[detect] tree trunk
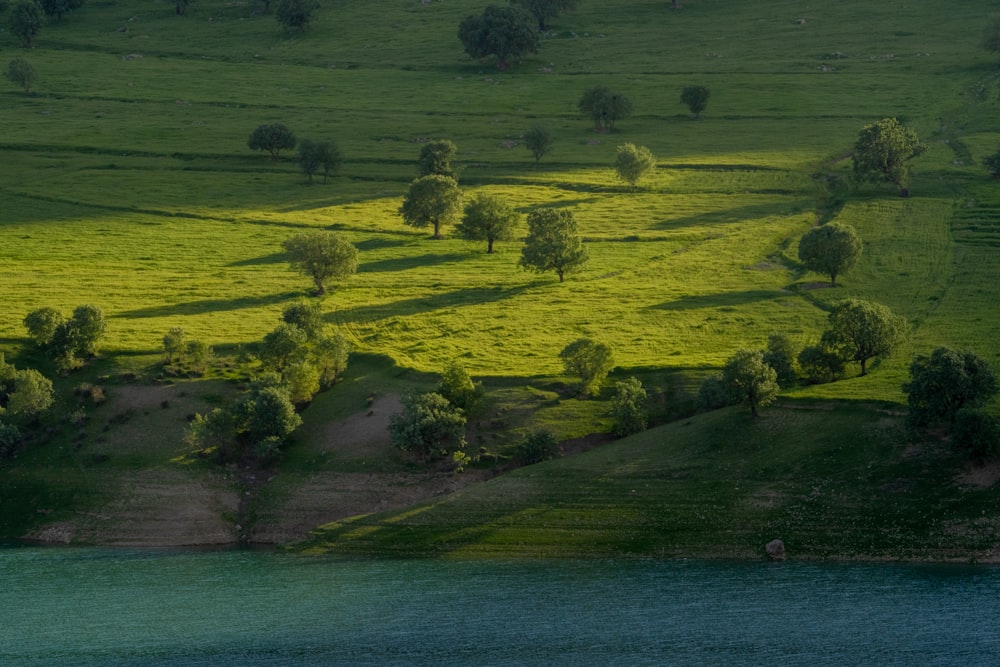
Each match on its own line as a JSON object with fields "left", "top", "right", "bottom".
{"left": 313, "top": 277, "right": 326, "bottom": 295}
{"left": 750, "top": 401, "right": 759, "bottom": 418}
{"left": 557, "top": 269, "right": 564, "bottom": 282}
{"left": 487, "top": 238, "right": 494, "bottom": 254}
{"left": 433, "top": 220, "right": 442, "bottom": 239}
{"left": 830, "top": 271, "right": 837, "bottom": 287}
{"left": 859, "top": 358, "right": 868, "bottom": 376}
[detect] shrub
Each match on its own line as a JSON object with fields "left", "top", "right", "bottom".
{"left": 611, "top": 376, "right": 648, "bottom": 436}
{"left": 438, "top": 362, "right": 483, "bottom": 413}
{"left": 516, "top": 430, "right": 558, "bottom": 464}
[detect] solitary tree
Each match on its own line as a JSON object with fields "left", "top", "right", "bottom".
{"left": 456, "top": 193, "right": 520, "bottom": 253}
{"left": 559, "top": 338, "right": 614, "bottom": 396}
{"left": 9, "top": 1, "right": 43, "bottom": 48}
{"left": 578, "top": 86, "right": 633, "bottom": 132}
{"left": 282, "top": 231, "right": 358, "bottom": 295}
{"left": 417, "top": 139, "right": 458, "bottom": 178}
{"left": 852, "top": 117, "right": 925, "bottom": 196}
{"left": 903, "top": 348, "right": 998, "bottom": 427}
{"left": 680, "top": 85, "right": 710, "bottom": 119}
{"left": 389, "top": 392, "right": 467, "bottom": 461}
{"left": 511, "top": 0, "right": 579, "bottom": 30}
{"left": 298, "top": 138, "right": 341, "bottom": 183}
{"left": 797, "top": 222, "right": 862, "bottom": 286}
{"left": 275, "top": 0, "right": 318, "bottom": 32}
{"left": 821, "top": 298, "right": 907, "bottom": 376}
{"left": 5, "top": 58, "right": 36, "bottom": 94}
{"left": 519, "top": 208, "right": 588, "bottom": 282}
{"left": 248, "top": 123, "right": 296, "bottom": 160}
{"left": 611, "top": 376, "right": 648, "bottom": 436}
{"left": 38, "top": 0, "right": 83, "bottom": 22}
{"left": 524, "top": 124, "right": 554, "bottom": 164}
{"left": 399, "top": 174, "right": 462, "bottom": 239}
{"left": 720, "top": 348, "right": 779, "bottom": 418}
{"left": 458, "top": 4, "right": 540, "bottom": 70}
{"left": 614, "top": 143, "right": 657, "bottom": 191}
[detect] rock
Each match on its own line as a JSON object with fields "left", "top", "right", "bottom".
{"left": 765, "top": 538, "right": 786, "bottom": 560}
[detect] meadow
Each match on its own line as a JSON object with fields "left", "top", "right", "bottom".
{"left": 2, "top": 0, "right": 1000, "bottom": 555}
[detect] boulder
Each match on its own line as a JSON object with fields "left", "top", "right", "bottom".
{"left": 765, "top": 538, "right": 786, "bottom": 560}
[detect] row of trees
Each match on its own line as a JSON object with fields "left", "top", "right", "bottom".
{"left": 247, "top": 123, "right": 342, "bottom": 183}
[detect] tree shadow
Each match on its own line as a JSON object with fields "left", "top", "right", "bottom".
{"left": 654, "top": 200, "right": 810, "bottom": 230}
{"left": 359, "top": 252, "right": 469, "bottom": 274}
{"left": 354, "top": 238, "right": 410, "bottom": 252}
{"left": 229, "top": 252, "right": 286, "bottom": 267}
{"left": 114, "top": 291, "right": 301, "bottom": 319}
{"left": 649, "top": 289, "right": 792, "bottom": 311}
{"left": 330, "top": 285, "right": 532, "bottom": 324}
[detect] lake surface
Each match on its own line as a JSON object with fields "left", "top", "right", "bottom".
{"left": 1, "top": 547, "right": 998, "bottom": 666}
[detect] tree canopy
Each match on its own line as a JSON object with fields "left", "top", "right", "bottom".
{"left": 797, "top": 222, "right": 862, "bottom": 286}
{"left": 559, "top": 338, "right": 614, "bottom": 396}
{"left": 524, "top": 124, "right": 554, "bottom": 164}
{"left": 5, "top": 58, "right": 36, "bottom": 94}
{"left": 511, "top": 0, "right": 580, "bottom": 31}
{"left": 9, "top": 1, "right": 43, "bottom": 48}
{"left": 720, "top": 348, "right": 779, "bottom": 418}
{"left": 578, "top": 86, "right": 633, "bottom": 132}
{"left": 458, "top": 4, "right": 540, "bottom": 70}
{"left": 38, "top": 0, "right": 84, "bottom": 22}
{"left": 611, "top": 376, "right": 647, "bottom": 436}
{"left": 455, "top": 193, "right": 520, "bottom": 253}
{"left": 417, "top": 139, "right": 458, "bottom": 178}
{"left": 519, "top": 208, "right": 588, "bottom": 282}
{"left": 614, "top": 143, "right": 657, "bottom": 191}
{"left": 852, "top": 117, "right": 925, "bottom": 196}
{"left": 399, "top": 174, "right": 463, "bottom": 239}
{"left": 282, "top": 231, "right": 358, "bottom": 295}
{"left": 903, "top": 348, "right": 998, "bottom": 427}
{"left": 298, "top": 138, "right": 341, "bottom": 183}
{"left": 275, "top": 0, "right": 318, "bottom": 32}
{"left": 389, "top": 392, "right": 467, "bottom": 461}
{"left": 821, "top": 298, "right": 907, "bottom": 376}
{"left": 0, "top": 354, "right": 54, "bottom": 421}
{"left": 248, "top": 123, "right": 296, "bottom": 160}
{"left": 680, "top": 85, "right": 710, "bottom": 119}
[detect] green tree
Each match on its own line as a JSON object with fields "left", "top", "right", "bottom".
{"left": 248, "top": 123, "right": 296, "bottom": 160}
{"left": 611, "top": 376, "right": 648, "bottom": 436}
{"left": 282, "top": 231, "right": 358, "bottom": 295}
{"left": 763, "top": 334, "right": 799, "bottom": 387}
{"left": 720, "top": 348, "right": 779, "bottom": 418}
{"left": 9, "top": 0, "right": 43, "bottom": 48}
{"left": 983, "top": 14, "right": 1000, "bottom": 56}
{"left": 38, "top": 0, "right": 83, "bottom": 22}
{"left": 417, "top": 139, "right": 458, "bottom": 178}
{"left": 680, "top": 85, "right": 710, "bottom": 119}
{"left": 519, "top": 208, "right": 588, "bottom": 282}
{"left": 797, "top": 343, "right": 845, "bottom": 384}
{"left": 578, "top": 85, "right": 633, "bottom": 132}
{"left": 0, "top": 355, "right": 53, "bottom": 420}
{"left": 852, "top": 117, "right": 925, "bottom": 196}
{"left": 821, "top": 298, "right": 907, "bottom": 376}
{"left": 797, "top": 222, "right": 862, "bottom": 286}
{"left": 458, "top": 4, "right": 540, "bottom": 70}
{"left": 560, "top": 338, "right": 614, "bottom": 396}
{"left": 312, "top": 332, "right": 349, "bottom": 388}
{"left": 259, "top": 323, "right": 309, "bottom": 373}
{"left": 456, "top": 193, "right": 520, "bottom": 253}
{"left": 298, "top": 138, "right": 341, "bottom": 183}
{"left": 399, "top": 174, "right": 462, "bottom": 239}
{"left": 238, "top": 383, "right": 302, "bottom": 445}
{"left": 523, "top": 124, "right": 554, "bottom": 164}
{"left": 437, "top": 362, "right": 483, "bottom": 413}
{"left": 186, "top": 408, "right": 237, "bottom": 460}
{"left": 511, "top": 0, "right": 579, "bottom": 30}
{"left": 614, "top": 143, "right": 657, "bottom": 191}
{"left": 283, "top": 359, "right": 321, "bottom": 405}
{"left": 61, "top": 305, "right": 106, "bottom": 359}
{"left": 282, "top": 301, "right": 324, "bottom": 340}
{"left": 515, "top": 430, "right": 558, "bottom": 464}
{"left": 389, "top": 392, "right": 467, "bottom": 461}
{"left": 162, "top": 327, "right": 186, "bottom": 365}
{"left": 903, "top": 348, "right": 998, "bottom": 427}
{"left": 23, "top": 307, "right": 63, "bottom": 347}
{"left": 275, "top": 0, "right": 317, "bottom": 32}
{"left": 184, "top": 339, "right": 212, "bottom": 375}
{"left": 5, "top": 57, "right": 36, "bottom": 94}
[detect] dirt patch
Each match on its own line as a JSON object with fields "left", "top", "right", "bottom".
{"left": 322, "top": 393, "right": 402, "bottom": 458}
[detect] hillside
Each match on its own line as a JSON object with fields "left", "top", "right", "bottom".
{"left": 1, "top": 0, "right": 999, "bottom": 557}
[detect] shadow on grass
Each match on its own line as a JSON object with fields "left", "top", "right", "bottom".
{"left": 359, "top": 252, "right": 469, "bottom": 274}
{"left": 650, "top": 289, "right": 791, "bottom": 311}
{"left": 354, "top": 238, "right": 410, "bottom": 252}
{"left": 229, "top": 252, "right": 286, "bottom": 267}
{"left": 655, "top": 200, "right": 810, "bottom": 230}
{"left": 114, "top": 291, "right": 301, "bottom": 319}
{"left": 330, "top": 285, "right": 532, "bottom": 324}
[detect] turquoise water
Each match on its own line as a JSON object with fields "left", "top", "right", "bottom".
{"left": 1, "top": 547, "right": 998, "bottom": 665}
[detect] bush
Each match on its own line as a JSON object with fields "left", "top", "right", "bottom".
{"left": 516, "top": 430, "right": 558, "bottom": 464}
{"left": 559, "top": 338, "right": 614, "bottom": 397}
{"left": 437, "top": 362, "right": 483, "bottom": 413}
{"left": 763, "top": 334, "right": 799, "bottom": 387}
{"left": 697, "top": 374, "right": 734, "bottom": 412}
{"left": 389, "top": 392, "right": 467, "bottom": 461}
{"left": 611, "top": 376, "right": 647, "bottom": 436}
{"left": 797, "top": 344, "right": 845, "bottom": 384}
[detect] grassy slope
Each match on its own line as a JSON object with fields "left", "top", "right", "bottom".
{"left": 1, "top": 0, "right": 999, "bottom": 555}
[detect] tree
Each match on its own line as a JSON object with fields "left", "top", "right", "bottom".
{"left": 185, "top": 408, "right": 237, "bottom": 461}
{"left": 519, "top": 208, "right": 588, "bottom": 282}
{"left": 5, "top": 58, "right": 36, "bottom": 94}
{"left": 902, "top": 348, "right": 998, "bottom": 427}
{"left": 797, "top": 343, "right": 845, "bottom": 384}
{"left": 821, "top": 298, "right": 907, "bottom": 376}
{"left": 259, "top": 323, "right": 309, "bottom": 373}
{"left": 763, "top": 334, "right": 799, "bottom": 387}
{"left": 523, "top": 124, "right": 554, "bottom": 164}
{"left": 282, "top": 301, "right": 324, "bottom": 340}
{"left": 720, "top": 348, "right": 779, "bottom": 418}
{"left": 248, "top": 123, "right": 296, "bottom": 160}
{"left": 437, "top": 362, "right": 483, "bottom": 413}
{"left": 298, "top": 138, "right": 341, "bottom": 184}
{"left": 312, "top": 332, "right": 349, "bottom": 388}
{"left": 614, "top": 143, "right": 656, "bottom": 191}
{"left": 389, "top": 392, "right": 467, "bottom": 461}
{"left": 983, "top": 14, "right": 1000, "bottom": 56}
{"left": 680, "top": 85, "right": 710, "bottom": 119}
{"left": 417, "top": 139, "right": 457, "bottom": 178}
{"left": 458, "top": 4, "right": 540, "bottom": 70}
{"left": 511, "top": 0, "right": 579, "bottom": 30}
{"left": 38, "top": 0, "right": 83, "bottom": 22}
{"left": 578, "top": 86, "right": 633, "bottom": 132}
{"left": 399, "top": 174, "right": 462, "bottom": 239}
{"left": 559, "top": 338, "right": 614, "bottom": 396}
{"left": 515, "top": 430, "right": 558, "bottom": 464}
{"left": 162, "top": 327, "right": 186, "bottom": 365}
{"left": 0, "top": 355, "right": 53, "bottom": 420}
{"left": 852, "top": 117, "right": 925, "bottom": 196}
{"left": 275, "top": 0, "right": 318, "bottom": 32}
{"left": 9, "top": 1, "right": 43, "bottom": 48}
{"left": 797, "top": 222, "right": 862, "bottom": 286}
{"left": 697, "top": 373, "right": 736, "bottom": 411}
{"left": 611, "top": 376, "right": 647, "bottom": 436}
{"left": 456, "top": 193, "right": 519, "bottom": 253}
{"left": 23, "top": 307, "right": 63, "bottom": 347}
{"left": 237, "top": 384, "right": 302, "bottom": 446}
{"left": 282, "top": 231, "right": 358, "bottom": 295}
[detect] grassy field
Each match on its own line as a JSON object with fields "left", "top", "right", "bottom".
{"left": 2, "top": 0, "right": 1000, "bottom": 554}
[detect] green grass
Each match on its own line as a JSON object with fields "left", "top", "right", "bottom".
{"left": 2, "top": 0, "right": 1000, "bottom": 552}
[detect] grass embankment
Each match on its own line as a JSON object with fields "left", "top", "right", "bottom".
{"left": 1, "top": 1, "right": 999, "bottom": 554}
